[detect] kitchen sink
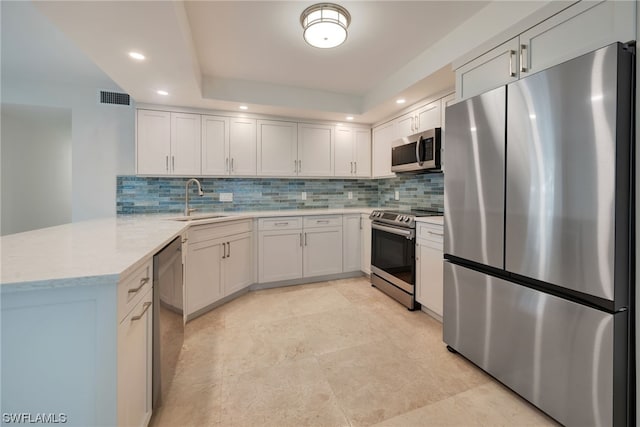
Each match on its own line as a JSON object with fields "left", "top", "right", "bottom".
{"left": 170, "top": 214, "right": 227, "bottom": 221}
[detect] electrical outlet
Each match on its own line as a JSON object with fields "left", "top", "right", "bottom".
{"left": 348, "top": 191, "right": 353, "bottom": 200}
{"left": 301, "top": 192, "right": 307, "bottom": 200}
{"left": 394, "top": 191, "right": 400, "bottom": 201}
{"left": 219, "top": 192, "right": 233, "bottom": 202}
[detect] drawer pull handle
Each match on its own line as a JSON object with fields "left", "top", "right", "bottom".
{"left": 227, "top": 241, "right": 231, "bottom": 258}
{"left": 222, "top": 242, "right": 227, "bottom": 259}
{"left": 275, "top": 222, "right": 289, "bottom": 226}
{"left": 316, "top": 220, "right": 329, "bottom": 224}
{"left": 427, "top": 231, "right": 444, "bottom": 236}
{"left": 509, "top": 50, "right": 516, "bottom": 77}
{"left": 131, "top": 302, "right": 152, "bottom": 322}
{"left": 300, "top": 233, "right": 303, "bottom": 247}
{"left": 128, "top": 277, "right": 150, "bottom": 294}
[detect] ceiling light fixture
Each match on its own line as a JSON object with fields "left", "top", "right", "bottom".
{"left": 239, "top": 105, "right": 248, "bottom": 110}
{"left": 157, "top": 90, "right": 169, "bottom": 96}
{"left": 300, "top": 3, "right": 351, "bottom": 49}
{"left": 128, "top": 51, "right": 145, "bottom": 61}
{"left": 346, "top": 116, "right": 354, "bottom": 121}
{"left": 396, "top": 99, "right": 406, "bottom": 104}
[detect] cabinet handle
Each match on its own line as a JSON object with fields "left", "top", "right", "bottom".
{"left": 165, "top": 156, "right": 169, "bottom": 172}
{"left": 520, "top": 44, "right": 527, "bottom": 72}
{"left": 300, "top": 233, "right": 303, "bottom": 247}
{"left": 294, "top": 160, "right": 297, "bottom": 173}
{"left": 128, "top": 277, "right": 150, "bottom": 294}
{"left": 316, "top": 220, "right": 329, "bottom": 224}
{"left": 298, "top": 160, "right": 302, "bottom": 173}
{"left": 509, "top": 50, "right": 516, "bottom": 77}
{"left": 172, "top": 156, "right": 175, "bottom": 171}
{"left": 304, "top": 232, "right": 308, "bottom": 246}
{"left": 226, "top": 158, "right": 229, "bottom": 173}
{"left": 427, "top": 230, "right": 444, "bottom": 236}
{"left": 227, "top": 241, "right": 231, "bottom": 258}
{"left": 359, "top": 217, "right": 362, "bottom": 230}
{"left": 354, "top": 162, "right": 357, "bottom": 174}
{"left": 416, "top": 114, "right": 420, "bottom": 131}
{"left": 275, "top": 222, "right": 289, "bottom": 226}
{"left": 222, "top": 242, "right": 226, "bottom": 259}
{"left": 231, "top": 158, "right": 234, "bottom": 172}
{"left": 131, "top": 301, "right": 152, "bottom": 322}
{"left": 350, "top": 162, "right": 353, "bottom": 174}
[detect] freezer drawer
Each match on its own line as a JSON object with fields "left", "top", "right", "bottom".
{"left": 444, "top": 86, "right": 505, "bottom": 269}
{"left": 505, "top": 43, "right": 632, "bottom": 306}
{"left": 443, "top": 262, "right": 628, "bottom": 427}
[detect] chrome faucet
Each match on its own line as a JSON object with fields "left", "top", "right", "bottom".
{"left": 184, "top": 178, "right": 204, "bottom": 216}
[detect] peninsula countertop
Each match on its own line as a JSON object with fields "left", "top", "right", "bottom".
{"left": 1, "top": 208, "right": 374, "bottom": 288}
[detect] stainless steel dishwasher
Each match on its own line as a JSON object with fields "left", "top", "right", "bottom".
{"left": 152, "top": 236, "right": 184, "bottom": 410}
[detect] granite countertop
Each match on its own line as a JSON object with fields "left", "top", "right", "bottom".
{"left": 1, "top": 208, "right": 375, "bottom": 289}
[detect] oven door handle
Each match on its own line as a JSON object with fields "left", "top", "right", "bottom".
{"left": 372, "top": 222, "right": 415, "bottom": 239}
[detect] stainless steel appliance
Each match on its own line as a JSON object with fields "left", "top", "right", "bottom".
{"left": 152, "top": 237, "right": 184, "bottom": 410}
{"left": 391, "top": 128, "right": 441, "bottom": 173}
{"left": 370, "top": 208, "right": 441, "bottom": 309}
{"left": 443, "top": 43, "right": 634, "bottom": 427}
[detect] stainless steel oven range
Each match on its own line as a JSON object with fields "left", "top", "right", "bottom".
{"left": 369, "top": 209, "right": 441, "bottom": 310}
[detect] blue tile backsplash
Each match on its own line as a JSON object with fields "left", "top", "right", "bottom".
{"left": 116, "top": 174, "right": 444, "bottom": 214}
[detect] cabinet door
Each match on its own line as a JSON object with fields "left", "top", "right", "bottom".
{"left": 455, "top": 37, "right": 519, "bottom": 101}
{"left": 520, "top": 0, "right": 635, "bottom": 78}
{"left": 395, "top": 112, "right": 415, "bottom": 139}
{"left": 257, "top": 120, "right": 298, "bottom": 176}
{"left": 201, "top": 115, "right": 229, "bottom": 175}
{"left": 416, "top": 240, "right": 444, "bottom": 318}
{"left": 297, "top": 123, "right": 334, "bottom": 176}
{"left": 372, "top": 121, "right": 396, "bottom": 178}
{"left": 342, "top": 215, "right": 361, "bottom": 272}
{"left": 184, "top": 239, "right": 223, "bottom": 316}
{"left": 440, "top": 93, "right": 456, "bottom": 173}
{"left": 229, "top": 118, "right": 256, "bottom": 176}
{"left": 334, "top": 126, "right": 354, "bottom": 177}
{"left": 360, "top": 214, "right": 372, "bottom": 274}
{"left": 137, "top": 110, "right": 170, "bottom": 175}
{"left": 223, "top": 233, "right": 253, "bottom": 296}
{"left": 354, "top": 128, "right": 371, "bottom": 177}
{"left": 303, "top": 226, "right": 343, "bottom": 277}
{"left": 170, "top": 113, "right": 201, "bottom": 175}
{"left": 118, "top": 290, "right": 153, "bottom": 427}
{"left": 258, "top": 230, "right": 303, "bottom": 282}
{"left": 416, "top": 100, "right": 441, "bottom": 132}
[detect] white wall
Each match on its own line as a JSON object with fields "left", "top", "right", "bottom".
{"left": 1, "top": 104, "right": 72, "bottom": 235}
{"left": 1, "top": 82, "right": 135, "bottom": 222}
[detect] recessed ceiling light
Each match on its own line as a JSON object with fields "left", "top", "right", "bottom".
{"left": 156, "top": 90, "right": 169, "bottom": 96}
{"left": 346, "top": 116, "right": 354, "bottom": 121}
{"left": 128, "top": 51, "right": 145, "bottom": 61}
{"left": 239, "top": 105, "right": 248, "bottom": 110}
{"left": 396, "top": 99, "right": 406, "bottom": 104}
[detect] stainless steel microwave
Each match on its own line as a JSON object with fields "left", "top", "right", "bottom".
{"left": 391, "top": 128, "right": 441, "bottom": 173}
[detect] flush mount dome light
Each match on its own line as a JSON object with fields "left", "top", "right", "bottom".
{"left": 301, "top": 3, "right": 351, "bottom": 49}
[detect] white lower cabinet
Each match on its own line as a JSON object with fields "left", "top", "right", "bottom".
{"left": 416, "top": 222, "right": 444, "bottom": 319}
{"left": 343, "top": 214, "right": 362, "bottom": 272}
{"left": 184, "top": 220, "right": 253, "bottom": 317}
{"left": 258, "top": 215, "right": 347, "bottom": 283}
{"left": 118, "top": 288, "right": 153, "bottom": 427}
{"left": 360, "top": 214, "right": 372, "bottom": 274}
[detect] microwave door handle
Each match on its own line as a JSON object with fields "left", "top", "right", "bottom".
{"left": 416, "top": 136, "right": 424, "bottom": 166}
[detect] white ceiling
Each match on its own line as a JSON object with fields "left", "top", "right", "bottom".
{"left": 8, "top": 1, "right": 565, "bottom": 125}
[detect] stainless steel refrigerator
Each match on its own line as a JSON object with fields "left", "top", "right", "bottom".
{"left": 443, "top": 42, "right": 634, "bottom": 427}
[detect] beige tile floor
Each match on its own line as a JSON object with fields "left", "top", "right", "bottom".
{"left": 150, "top": 277, "right": 560, "bottom": 427}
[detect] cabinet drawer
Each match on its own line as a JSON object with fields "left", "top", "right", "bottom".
{"left": 118, "top": 258, "right": 153, "bottom": 322}
{"left": 303, "top": 215, "right": 342, "bottom": 228}
{"left": 188, "top": 219, "right": 252, "bottom": 244}
{"left": 417, "top": 223, "right": 444, "bottom": 244}
{"left": 258, "top": 217, "right": 302, "bottom": 231}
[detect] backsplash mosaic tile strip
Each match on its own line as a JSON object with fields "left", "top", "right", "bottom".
{"left": 116, "top": 174, "right": 444, "bottom": 215}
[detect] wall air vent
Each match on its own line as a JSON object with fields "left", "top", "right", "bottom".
{"left": 99, "top": 91, "right": 130, "bottom": 106}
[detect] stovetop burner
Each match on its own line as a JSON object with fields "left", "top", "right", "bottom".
{"left": 369, "top": 208, "right": 442, "bottom": 228}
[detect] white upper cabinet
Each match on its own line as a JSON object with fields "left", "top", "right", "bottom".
{"left": 257, "top": 120, "right": 298, "bottom": 176}
{"left": 136, "top": 110, "right": 171, "bottom": 175}
{"left": 334, "top": 126, "right": 371, "bottom": 178}
{"left": 372, "top": 121, "right": 396, "bottom": 179}
{"left": 415, "top": 101, "right": 441, "bottom": 133}
{"left": 394, "top": 113, "right": 414, "bottom": 141}
{"left": 519, "top": 0, "right": 635, "bottom": 78}
{"left": 455, "top": 0, "right": 635, "bottom": 100}
{"left": 170, "top": 113, "right": 201, "bottom": 175}
{"left": 228, "top": 118, "right": 257, "bottom": 176}
{"left": 137, "top": 110, "right": 201, "bottom": 175}
{"left": 201, "top": 115, "right": 229, "bottom": 175}
{"left": 297, "top": 123, "right": 334, "bottom": 177}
